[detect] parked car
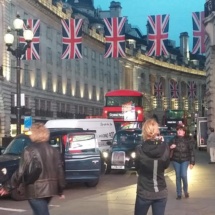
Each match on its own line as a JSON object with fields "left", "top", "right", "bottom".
{"left": 103, "top": 128, "right": 142, "bottom": 173}
{"left": 0, "top": 134, "right": 30, "bottom": 200}
{"left": 0, "top": 128, "right": 105, "bottom": 201}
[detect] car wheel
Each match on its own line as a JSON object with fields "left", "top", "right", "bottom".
{"left": 11, "top": 184, "right": 26, "bottom": 201}
{"left": 85, "top": 179, "right": 99, "bottom": 187}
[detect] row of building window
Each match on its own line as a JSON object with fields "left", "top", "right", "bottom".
{"left": 10, "top": 95, "right": 102, "bottom": 116}
{"left": 11, "top": 62, "right": 119, "bottom": 86}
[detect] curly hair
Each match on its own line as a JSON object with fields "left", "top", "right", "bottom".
{"left": 142, "top": 119, "right": 159, "bottom": 140}
{"left": 30, "top": 123, "right": 50, "bottom": 143}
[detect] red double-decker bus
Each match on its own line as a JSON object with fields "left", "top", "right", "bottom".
{"left": 102, "top": 89, "right": 144, "bottom": 131}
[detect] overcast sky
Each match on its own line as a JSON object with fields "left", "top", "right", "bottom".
{"left": 94, "top": 0, "right": 205, "bottom": 48}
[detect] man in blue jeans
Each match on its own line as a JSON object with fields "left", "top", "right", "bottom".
{"left": 170, "top": 125, "right": 195, "bottom": 199}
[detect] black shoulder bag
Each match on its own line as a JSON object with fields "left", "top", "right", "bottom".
{"left": 23, "top": 148, "right": 42, "bottom": 185}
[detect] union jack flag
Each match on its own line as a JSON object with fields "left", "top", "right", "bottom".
{"left": 104, "top": 17, "right": 126, "bottom": 58}
{"left": 187, "top": 81, "right": 197, "bottom": 99}
{"left": 192, "top": 11, "right": 205, "bottom": 54}
{"left": 147, "top": 14, "right": 169, "bottom": 56}
{"left": 61, "top": 18, "right": 83, "bottom": 59}
{"left": 170, "top": 80, "right": 179, "bottom": 98}
{"left": 20, "top": 19, "right": 40, "bottom": 60}
{"left": 154, "top": 82, "right": 163, "bottom": 99}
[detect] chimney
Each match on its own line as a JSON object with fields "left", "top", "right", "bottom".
{"left": 179, "top": 32, "right": 190, "bottom": 63}
{"left": 109, "top": 1, "right": 122, "bottom": 17}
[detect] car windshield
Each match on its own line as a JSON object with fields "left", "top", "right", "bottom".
{"left": 3, "top": 136, "right": 30, "bottom": 155}
{"left": 113, "top": 130, "right": 142, "bottom": 145}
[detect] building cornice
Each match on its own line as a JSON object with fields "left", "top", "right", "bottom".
{"left": 26, "top": 0, "right": 71, "bottom": 21}
{"left": 125, "top": 51, "right": 206, "bottom": 77}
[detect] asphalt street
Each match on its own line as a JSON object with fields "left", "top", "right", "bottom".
{"left": 0, "top": 149, "right": 213, "bottom": 215}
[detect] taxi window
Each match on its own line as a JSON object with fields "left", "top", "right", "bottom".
{"left": 49, "top": 136, "right": 61, "bottom": 148}
{"left": 66, "top": 134, "right": 96, "bottom": 153}
{"left": 113, "top": 130, "right": 142, "bottom": 145}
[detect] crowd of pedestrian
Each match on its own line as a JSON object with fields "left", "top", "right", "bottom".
{"left": 0, "top": 119, "right": 198, "bottom": 215}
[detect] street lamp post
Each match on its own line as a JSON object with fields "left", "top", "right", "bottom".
{"left": 4, "top": 15, "right": 33, "bottom": 135}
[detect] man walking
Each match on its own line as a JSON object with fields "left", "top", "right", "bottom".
{"left": 207, "top": 127, "right": 215, "bottom": 164}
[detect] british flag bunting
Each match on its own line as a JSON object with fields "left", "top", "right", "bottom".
{"left": 147, "top": 14, "right": 169, "bottom": 56}
{"left": 170, "top": 80, "right": 179, "bottom": 99}
{"left": 154, "top": 81, "right": 163, "bottom": 99}
{"left": 187, "top": 81, "right": 197, "bottom": 99}
{"left": 61, "top": 18, "right": 83, "bottom": 59}
{"left": 20, "top": 19, "right": 40, "bottom": 60}
{"left": 192, "top": 11, "right": 205, "bottom": 54}
{"left": 104, "top": 17, "right": 126, "bottom": 58}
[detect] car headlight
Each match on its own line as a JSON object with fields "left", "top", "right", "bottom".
{"left": 1, "top": 168, "right": 7, "bottom": 175}
{"left": 102, "top": 151, "right": 109, "bottom": 158}
{"left": 131, "top": 152, "right": 136, "bottom": 159}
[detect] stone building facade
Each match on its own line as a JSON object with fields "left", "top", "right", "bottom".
{"left": 204, "top": 0, "right": 215, "bottom": 129}
{"left": 0, "top": 0, "right": 206, "bottom": 143}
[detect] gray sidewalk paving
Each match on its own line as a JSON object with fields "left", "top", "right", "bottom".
{"left": 48, "top": 150, "right": 215, "bottom": 215}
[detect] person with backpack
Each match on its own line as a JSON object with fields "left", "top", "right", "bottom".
{"left": 134, "top": 119, "right": 170, "bottom": 215}
{"left": 0, "top": 123, "right": 65, "bottom": 215}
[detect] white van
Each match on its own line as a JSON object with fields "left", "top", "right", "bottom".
{"left": 45, "top": 119, "right": 116, "bottom": 152}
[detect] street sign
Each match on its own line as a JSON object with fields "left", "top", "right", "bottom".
{"left": 24, "top": 116, "right": 32, "bottom": 130}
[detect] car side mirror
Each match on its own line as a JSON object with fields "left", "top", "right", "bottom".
{"left": 0, "top": 147, "right": 5, "bottom": 155}
{"left": 106, "top": 141, "right": 112, "bottom": 146}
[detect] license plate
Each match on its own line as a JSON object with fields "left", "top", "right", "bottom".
{"left": 111, "top": 165, "right": 125, "bottom": 169}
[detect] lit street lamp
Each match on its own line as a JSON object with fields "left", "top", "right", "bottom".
{"left": 4, "top": 15, "right": 33, "bottom": 135}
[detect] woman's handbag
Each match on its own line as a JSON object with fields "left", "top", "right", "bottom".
{"left": 23, "top": 148, "right": 42, "bottom": 185}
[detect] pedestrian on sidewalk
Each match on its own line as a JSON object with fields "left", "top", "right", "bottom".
{"left": 0, "top": 123, "right": 66, "bottom": 215}
{"left": 134, "top": 119, "right": 170, "bottom": 215}
{"left": 207, "top": 127, "right": 215, "bottom": 164}
{"left": 169, "top": 124, "right": 195, "bottom": 200}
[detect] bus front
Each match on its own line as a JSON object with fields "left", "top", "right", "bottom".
{"left": 102, "top": 90, "right": 144, "bottom": 131}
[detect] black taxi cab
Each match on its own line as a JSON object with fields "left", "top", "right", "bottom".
{"left": 0, "top": 128, "right": 104, "bottom": 200}
{"left": 104, "top": 128, "right": 142, "bottom": 173}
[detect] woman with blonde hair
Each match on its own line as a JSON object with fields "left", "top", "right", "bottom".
{"left": 134, "top": 119, "right": 170, "bottom": 215}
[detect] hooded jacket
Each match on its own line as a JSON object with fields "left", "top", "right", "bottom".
{"left": 135, "top": 139, "right": 170, "bottom": 199}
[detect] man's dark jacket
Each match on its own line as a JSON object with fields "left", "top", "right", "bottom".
{"left": 169, "top": 136, "right": 195, "bottom": 165}
{"left": 135, "top": 140, "right": 170, "bottom": 198}
{"left": 10, "top": 142, "right": 65, "bottom": 199}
